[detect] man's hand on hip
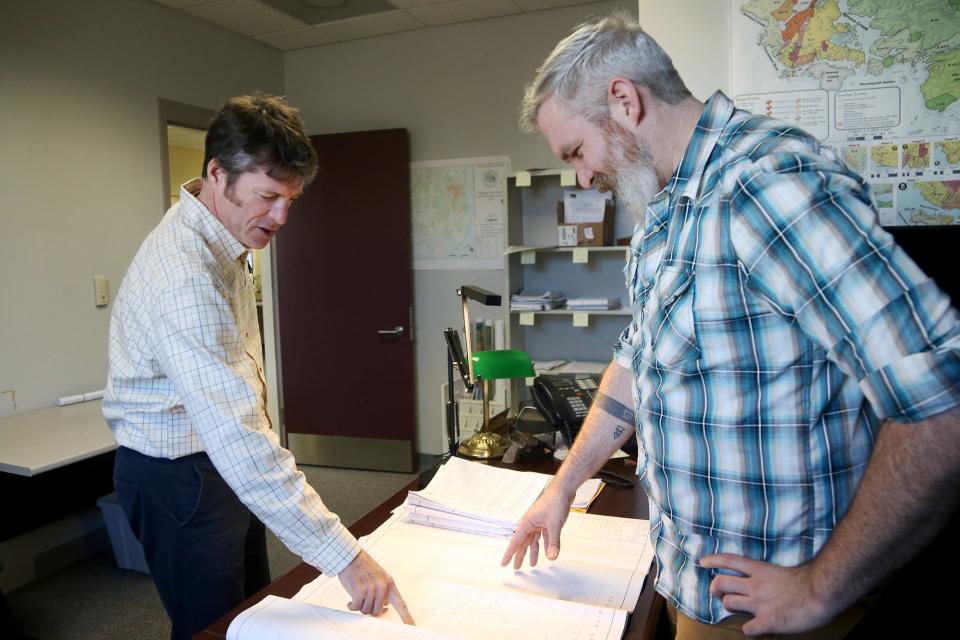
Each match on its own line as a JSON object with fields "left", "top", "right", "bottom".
{"left": 338, "top": 549, "right": 415, "bottom": 625}
{"left": 700, "top": 554, "right": 832, "bottom": 636}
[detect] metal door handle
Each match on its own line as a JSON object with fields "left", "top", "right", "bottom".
{"left": 378, "top": 325, "right": 405, "bottom": 337}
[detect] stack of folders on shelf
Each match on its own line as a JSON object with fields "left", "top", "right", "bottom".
{"left": 228, "top": 456, "right": 655, "bottom": 640}
{"left": 510, "top": 290, "right": 567, "bottom": 310}
{"left": 566, "top": 296, "right": 622, "bottom": 311}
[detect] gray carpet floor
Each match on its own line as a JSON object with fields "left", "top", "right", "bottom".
{"left": 6, "top": 464, "right": 423, "bottom": 640}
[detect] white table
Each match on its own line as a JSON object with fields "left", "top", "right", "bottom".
{"left": 0, "top": 400, "right": 115, "bottom": 477}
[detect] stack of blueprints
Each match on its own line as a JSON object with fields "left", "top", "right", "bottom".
{"left": 398, "top": 457, "right": 604, "bottom": 537}
{"left": 226, "top": 456, "right": 656, "bottom": 640}
{"left": 399, "top": 457, "right": 551, "bottom": 536}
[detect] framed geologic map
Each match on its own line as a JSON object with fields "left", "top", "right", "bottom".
{"left": 730, "top": 0, "right": 960, "bottom": 226}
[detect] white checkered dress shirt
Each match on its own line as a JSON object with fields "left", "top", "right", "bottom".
{"left": 103, "top": 179, "right": 360, "bottom": 576}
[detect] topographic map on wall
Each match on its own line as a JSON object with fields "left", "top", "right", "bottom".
{"left": 411, "top": 156, "right": 509, "bottom": 269}
{"left": 731, "top": 0, "right": 960, "bottom": 225}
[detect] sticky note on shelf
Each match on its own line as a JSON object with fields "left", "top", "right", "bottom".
{"left": 520, "top": 312, "right": 535, "bottom": 326}
{"left": 521, "top": 250, "right": 536, "bottom": 265}
{"left": 572, "top": 247, "right": 589, "bottom": 263}
{"left": 560, "top": 169, "right": 577, "bottom": 186}
{"left": 573, "top": 312, "right": 590, "bottom": 327}
{"left": 516, "top": 171, "right": 532, "bottom": 187}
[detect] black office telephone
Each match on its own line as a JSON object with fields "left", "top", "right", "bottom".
{"left": 531, "top": 373, "right": 600, "bottom": 447}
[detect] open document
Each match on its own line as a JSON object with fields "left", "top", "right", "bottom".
{"left": 286, "top": 511, "right": 652, "bottom": 640}
{"left": 227, "top": 459, "right": 655, "bottom": 640}
{"left": 227, "top": 595, "right": 462, "bottom": 640}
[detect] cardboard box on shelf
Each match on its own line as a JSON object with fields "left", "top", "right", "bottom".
{"left": 556, "top": 200, "right": 614, "bottom": 246}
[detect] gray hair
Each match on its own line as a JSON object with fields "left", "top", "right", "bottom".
{"left": 520, "top": 11, "right": 690, "bottom": 133}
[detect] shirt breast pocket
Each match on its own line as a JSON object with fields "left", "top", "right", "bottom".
{"left": 651, "top": 266, "right": 700, "bottom": 367}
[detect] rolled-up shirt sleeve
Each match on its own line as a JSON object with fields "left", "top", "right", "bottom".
{"left": 730, "top": 151, "right": 960, "bottom": 424}
{"left": 149, "top": 276, "right": 361, "bottom": 576}
{"left": 613, "top": 322, "right": 636, "bottom": 373}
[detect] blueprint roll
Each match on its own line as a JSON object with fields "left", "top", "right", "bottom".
{"left": 56, "top": 394, "right": 85, "bottom": 407}
{"left": 56, "top": 389, "right": 105, "bottom": 406}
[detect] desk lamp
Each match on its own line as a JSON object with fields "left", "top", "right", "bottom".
{"left": 443, "top": 286, "right": 534, "bottom": 459}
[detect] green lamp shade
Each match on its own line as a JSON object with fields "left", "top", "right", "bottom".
{"left": 470, "top": 349, "right": 535, "bottom": 380}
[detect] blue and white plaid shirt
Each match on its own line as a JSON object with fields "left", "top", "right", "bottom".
{"left": 614, "top": 92, "right": 960, "bottom": 624}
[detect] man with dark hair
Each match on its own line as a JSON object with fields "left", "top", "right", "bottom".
{"left": 104, "top": 94, "right": 413, "bottom": 639}
{"left": 502, "top": 13, "right": 960, "bottom": 639}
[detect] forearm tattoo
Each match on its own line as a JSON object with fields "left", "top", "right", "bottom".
{"left": 594, "top": 392, "right": 635, "bottom": 438}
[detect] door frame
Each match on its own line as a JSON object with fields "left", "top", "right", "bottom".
{"left": 156, "top": 98, "right": 283, "bottom": 440}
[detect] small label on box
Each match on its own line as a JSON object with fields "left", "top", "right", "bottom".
{"left": 558, "top": 225, "right": 578, "bottom": 246}
{"left": 584, "top": 227, "right": 595, "bottom": 240}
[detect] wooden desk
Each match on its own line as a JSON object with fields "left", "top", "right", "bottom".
{"left": 196, "top": 457, "right": 663, "bottom": 640}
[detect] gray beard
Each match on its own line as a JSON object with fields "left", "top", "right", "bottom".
{"left": 595, "top": 125, "right": 660, "bottom": 226}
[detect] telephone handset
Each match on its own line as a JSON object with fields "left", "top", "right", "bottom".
{"left": 531, "top": 374, "right": 600, "bottom": 447}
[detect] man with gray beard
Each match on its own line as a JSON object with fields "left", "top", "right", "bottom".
{"left": 501, "top": 12, "right": 960, "bottom": 640}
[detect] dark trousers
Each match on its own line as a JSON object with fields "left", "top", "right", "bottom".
{"left": 114, "top": 446, "right": 270, "bottom": 640}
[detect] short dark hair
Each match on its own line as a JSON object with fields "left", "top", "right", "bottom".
{"left": 202, "top": 93, "right": 317, "bottom": 186}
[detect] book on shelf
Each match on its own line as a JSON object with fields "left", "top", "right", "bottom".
{"left": 227, "top": 458, "right": 655, "bottom": 640}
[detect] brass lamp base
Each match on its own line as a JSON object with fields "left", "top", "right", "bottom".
{"left": 457, "top": 430, "right": 510, "bottom": 459}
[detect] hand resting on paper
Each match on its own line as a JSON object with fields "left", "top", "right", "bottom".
{"left": 500, "top": 484, "right": 575, "bottom": 570}
{"left": 337, "top": 549, "right": 415, "bottom": 625}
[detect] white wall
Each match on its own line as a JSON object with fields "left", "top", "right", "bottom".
{"left": 0, "top": 0, "right": 283, "bottom": 419}
{"left": 637, "top": 0, "right": 730, "bottom": 101}
{"left": 284, "top": 0, "right": 729, "bottom": 454}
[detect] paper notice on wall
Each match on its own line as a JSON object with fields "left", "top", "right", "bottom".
{"left": 412, "top": 157, "right": 509, "bottom": 269}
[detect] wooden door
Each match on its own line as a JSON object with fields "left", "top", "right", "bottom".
{"left": 276, "top": 129, "right": 415, "bottom": 472}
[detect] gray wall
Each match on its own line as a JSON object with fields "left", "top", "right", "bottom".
{"left": 0, "top": 0, "right": 283, "bottom": 419}
{"left": 284, "top": 0, "right": 729, "bottom": 454}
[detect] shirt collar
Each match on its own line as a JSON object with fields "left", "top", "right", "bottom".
{"left": 178, "top": 178, "right": 248, "bottom": 264}
{"left": 661, "top": 90, "right": 736, "bottom": 203}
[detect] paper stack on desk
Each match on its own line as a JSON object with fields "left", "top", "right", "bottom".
{"left": 398, "top": 458, "right": 605, "bottom": 537}
{"left": 227, "top": 457, "right": 655, "bottom": 640}
{"left": 399, "top": 457, "right": 550, "bottom": 536}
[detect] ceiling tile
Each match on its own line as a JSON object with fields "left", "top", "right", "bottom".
{"left": 259, "top": 0, "right": 396, "bottom": 25}
{"left": 153, "top": 0, "right": 213, "bottom": 8}
{"left": 257, "top": 10, "right": 424, "bottom": 50}
{"left": 407, "top": 0, "right": 522, "bottom": 26}
{"left": 386, "top": 0, "right": 454, "bottom": 8}
{"left": 184, "top": 0, "right": 307, "bottom": 37}
{"left": 512, "top": 0, "right": 598, "bottom": 10}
